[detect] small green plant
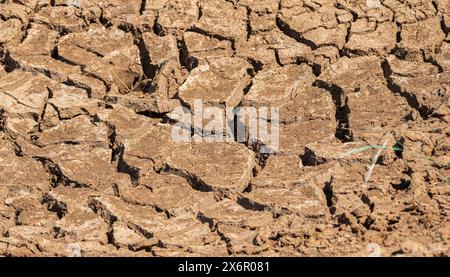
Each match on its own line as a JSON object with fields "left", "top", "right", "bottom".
{"left": 341, "top": 141, "right": 449, "bottom": 185}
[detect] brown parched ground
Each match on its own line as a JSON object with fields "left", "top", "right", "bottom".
{"left": 0, "top": 0, "right": 449, "bottom": 257}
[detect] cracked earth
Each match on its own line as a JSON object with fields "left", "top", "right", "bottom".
{"left": 0, "top": 0, "right": 449, "bottom": 257}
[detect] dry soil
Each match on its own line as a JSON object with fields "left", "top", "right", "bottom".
{"left": 0, "top": 0, "right": 449, "bottom": 257}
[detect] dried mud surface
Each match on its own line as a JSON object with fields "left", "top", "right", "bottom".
{"left": 0, "top": 0, "right": 449, "bottom": 257}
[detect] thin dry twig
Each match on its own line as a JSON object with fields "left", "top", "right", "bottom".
{"left": 364, "top": 133, "right": 391, "bottom": 184}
